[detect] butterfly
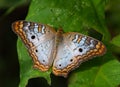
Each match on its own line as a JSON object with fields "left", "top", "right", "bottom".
{"left": 12, "top": 20, "right": 106, "bottom": 77}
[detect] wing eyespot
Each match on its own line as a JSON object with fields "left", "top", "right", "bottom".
{"left": 35, "top": 49, "right": 38, "bottom": 52}
{"left": 79, "top": 48, "right": 83, "bottom": 52}
{"left": 43, "top": 60, "right": 45, "bottom": 62}
{"left": 59, "top": 64, "right": 61, "bottom": 67}
{"left": 70, "top": 59, "right": 73, "bottom": 62}
{"left": 31, "top": 35, "right": 35, "bottom": 39}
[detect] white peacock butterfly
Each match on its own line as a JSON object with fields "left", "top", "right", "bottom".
{"left": 12, "top": 20, "right": 106, "bottom": 77}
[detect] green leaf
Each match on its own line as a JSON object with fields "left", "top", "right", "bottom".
{"left": 16, "top": 0, "right": 120, "bottom": 87}
{"left": 26, "top": 0, "right": 110, "bottom": 41}
{"left": 111, "top": 34, "right": 120, "bottom": 47}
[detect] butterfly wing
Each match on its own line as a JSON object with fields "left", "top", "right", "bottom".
{"left": 12, "top": 20, "right": 56, "bottom": 71}
{"left": 53, "top": 32, "right": 106, "bottom": 77}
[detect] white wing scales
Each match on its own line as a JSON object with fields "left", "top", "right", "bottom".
{"left": 53, "top": 43, "right": 73, "bottom": 69}
{"left": 29, "top": 39, "right": 55, "bottom": 71}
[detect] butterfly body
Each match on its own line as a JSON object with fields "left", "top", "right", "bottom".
{"left": 12, "top": 20, "right": 106, "bottom": 77}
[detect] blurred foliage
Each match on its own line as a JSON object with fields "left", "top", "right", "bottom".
{"left": 111, "top": 35, "right": 120, "bottom": 47}
{"left": 0, "top": 0, "right": 30, "bottom": 19}
{"left": 0, "top": 0, "right": 30, "bottom": 87}
{"left": 0, "top": 0, "right": 24, "bottom": 8}
{"left": 106, "top": 0, "right": 120, "bottom": 57}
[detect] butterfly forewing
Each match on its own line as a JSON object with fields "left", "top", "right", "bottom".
{"left": 12, "top": 20, "right": 56, "bottom": 71}
{"left": 53, "top": 32, "right": 106, "bottom": 77}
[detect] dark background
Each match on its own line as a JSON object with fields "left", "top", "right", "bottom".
{"left": 0, "top": 1, "right": 29, "bottom": 87}
{"left": 0, "top": 0, "right": 120, "bottom": 87}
